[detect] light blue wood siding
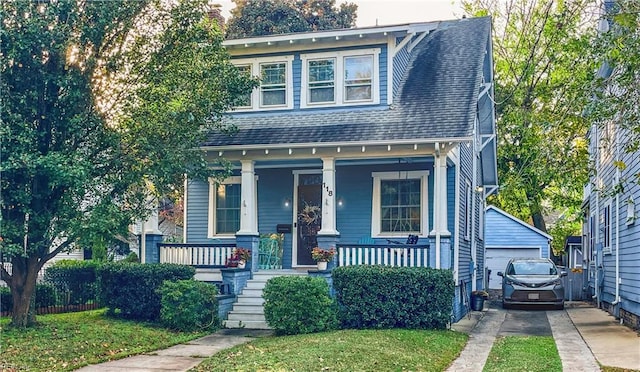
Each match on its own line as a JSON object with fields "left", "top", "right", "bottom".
{"left": 393, "top": 38, "right": 411, "bottom": 98}
{"left": 185, "top": 179, "right": 209, "bottom": 243}
{"left": 255, "top": 168, "right": 295, "bottom": 268}
{"left": 485, "top": 207, "right": 550, "bottom": 258}
{"left": 588, "top": 126, "right": 640, "bottom": 318}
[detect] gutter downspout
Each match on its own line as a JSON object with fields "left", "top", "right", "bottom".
{"left": 470, "top": 123, "right": 479, "bottom": 292}
{"left": 612, "top": 127, "right": 621, "bottom": 313}
{"left": 592, "top": 124, "right": 600, "bottom": 308}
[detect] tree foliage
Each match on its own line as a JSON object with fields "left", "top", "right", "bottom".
{"left": 588, "top": 1, "right": 640, "bottom": 157}
{"left": 225, "top": 0, "right": 357, "bottom": 39}
{"left": 0, "top": 0, "right": 256, "bottom": 327}
{"left": 463, "top": 0, "right": 598, "bottom": 253}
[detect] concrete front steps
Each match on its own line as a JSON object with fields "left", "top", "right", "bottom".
{"left": 224, "top": 270, "right": 307, "bottom": 329}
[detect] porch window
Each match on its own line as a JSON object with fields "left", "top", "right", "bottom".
{"left": 308, "top": 58, "right": 335, "bottom": 104}
{"left": 208, "top": 177, "right": 241, "bottom": 237}
{"left": 344, "top": 55, "right": 373, "bottom": 102}
{"left": 260, "top": 62, "right": 287, "bottom": 106}
{"left": 371, "top": 171, "right": 429, "bottom": 237}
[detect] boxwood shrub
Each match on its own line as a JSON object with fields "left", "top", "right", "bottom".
{"left": 263, "top": 276, "right": 338, "bottom": 335}
{"left": 97, "top": 262, "right": 195, "bottom": 321}
{"left": 159, "top": 280, "right": 219, "bottom": 332}
{"left": 44, "top": 260, "right": 100, "bottom": 305}
{"left": 332, "top": 266, "right": 454, "bottom": 330}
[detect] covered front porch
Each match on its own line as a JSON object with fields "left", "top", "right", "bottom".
{"left": 180, "top": 141, "right": 456, "bottom": 274}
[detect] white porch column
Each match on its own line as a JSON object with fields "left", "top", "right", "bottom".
{"left": 431, "top": 154, "right": 451, "bottom": 236}
{"left": 318, "top": 157, "right": 339, "bottom": 235}
{"left": 237, "top": 160, "right": 258, "bottom": 235}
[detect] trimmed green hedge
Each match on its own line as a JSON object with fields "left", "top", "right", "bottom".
{"left": 97, "top": 263, "right": 195, "bottom": 321}
{"left": 332, "top": 266, "right": 454, "bottom": 330}
{"left": 159, "top": 280, "right": 219, "bottom": 332}
{"left": 44, "top": 260, "right": 100, "bottom": 305}
{"left": 263, "top": 276, "right": 338, "bottom": 335}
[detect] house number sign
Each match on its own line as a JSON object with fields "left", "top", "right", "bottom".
{"left": 322, "top": 183, "right": 333, "bottom": 196}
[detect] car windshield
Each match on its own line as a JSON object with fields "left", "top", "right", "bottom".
{"left": 508, "top": 261, "right": 557, "bottom": 275}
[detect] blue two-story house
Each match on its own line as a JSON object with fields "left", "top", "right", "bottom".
{"left": 172, "top": 16, "right": 498, "bottom": 326}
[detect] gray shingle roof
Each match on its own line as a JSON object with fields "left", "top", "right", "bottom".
{"left": 204, "top": 17, "right": 491, "bottom": 147}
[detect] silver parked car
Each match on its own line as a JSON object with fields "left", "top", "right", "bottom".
{"left": 497, "top": 258, "right": 567, "bottom": 310}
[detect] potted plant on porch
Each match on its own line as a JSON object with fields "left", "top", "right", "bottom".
{"left": 228, "top": 248, "right": 251, "bottom": 269}
{"left": 311, "top": 247, "right": 336, "bottom": 271}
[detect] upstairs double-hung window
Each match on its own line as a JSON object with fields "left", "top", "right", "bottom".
{"left": 308, "top": 59, "right": 336, "bottom": 103}
{"left": 344, "top": 55, "right": 373, "bottom": 102}
{"left": 261, "top": 62, "right": 287, "bottom": 106}
{"left": 232, "top": 56, "right": 294, "bottom": 111}
{"left": 301, "top": 48, "right": 380, "bottom": 108}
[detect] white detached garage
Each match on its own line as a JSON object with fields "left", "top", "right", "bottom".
{"left": 485, "top": 206, "right": 553, "bottom": 289}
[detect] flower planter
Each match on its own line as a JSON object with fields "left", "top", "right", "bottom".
{"left": 316, "top": 261, "right": 328, "bottom": 271}
{"left": 471, "top": 295, "right": 485, "bottom": 311}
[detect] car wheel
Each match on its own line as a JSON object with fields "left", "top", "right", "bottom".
{"left": 555, "top": 303, "right": 565, "bottom": 310}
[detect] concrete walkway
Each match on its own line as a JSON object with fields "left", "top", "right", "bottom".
{"left": 75, "top": 329, "right": 272, "bottom": 372}
{"left": 76, "top": 302, "right": 640, "bottom": 371}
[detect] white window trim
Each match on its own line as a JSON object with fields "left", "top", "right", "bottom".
{"left": 464, "top": 179, "right": 472, "bottom": 241}
{"left": 602, "top": 202, "right": 612, "bottom": 254}
{"left": 208, "top": 175, "right": 258, "bottom": 238}
{"left": 371, "top": 171, "right": 429, "bottom": 238}
{"left": 300, "top": 48, "right": 380, "bottom": 109}
{"left": 232, "top": 55, "right": 294, "bottom": 111}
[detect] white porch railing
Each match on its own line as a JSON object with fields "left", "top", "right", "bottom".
{"left": 159, "top": 243, "right": 235, "bottom": 267}
{"left": 337, "top": 244, "right": 430, "bottom": 267}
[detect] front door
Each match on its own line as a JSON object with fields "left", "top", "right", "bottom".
{"left": 295, "top": 173, "right": 322, "bottom": 266}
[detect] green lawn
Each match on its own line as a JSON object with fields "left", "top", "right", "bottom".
{"left": 0, "top": 310, "right": 207, "bottom": 371}
{"left": 483, "top": 335, "right": 562, "bottom": 372}
{"left": 192, "top": 328, "right": 468, "bottom": 371}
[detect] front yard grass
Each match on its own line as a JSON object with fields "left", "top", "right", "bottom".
{"left": 0, "top": 309, "right": 207, "bottom": 371}
{"left": 483, "top": 335, "right": 562, "bottom": 372}
{"left": 192, "top": 328, "right": 468, "bottom": 371}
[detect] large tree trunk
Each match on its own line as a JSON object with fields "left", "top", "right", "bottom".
{"left": 9, "top": 257, "right": 41, "bottom": 327}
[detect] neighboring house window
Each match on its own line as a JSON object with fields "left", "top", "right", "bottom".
{"left": 464, "top": 179, "right": 472, "bottom": 241}
{"left": 231, "top": 56, "right": 294, "bottom": 111}
{"left": 301, "top": 48, "right": 380, "bottom": 108}
{"left": 208, "top": 177, "right": 241, "bottom": 237}
{"left": 371, "top": 171, "right": 429, "bottom": 237}
{"left": 602, "top": 203, "right": 611, "bottom": 254}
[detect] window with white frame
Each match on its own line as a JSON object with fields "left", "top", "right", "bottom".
{"left": 301, "top": 49, "right": 380, "bottom": 108}
{"left": 231, "top": 56, "right": 294, "bottom": 111}
{"left": 464, "top": 179, "right": 472, "bottom": 240}
{"left": 602, "top": 203, "right": 612, "bottom": 253}
{"left": 208, "top": 177, "right": 241, "bottom": 237}
{"left": 308, "top": 58, "right": 335, "bottom": 104}
{"left": 371, "top": 171, "right": 429, "bottom": 237}
{"left": 344, "top": 55, "right": 373, "bottom": 102}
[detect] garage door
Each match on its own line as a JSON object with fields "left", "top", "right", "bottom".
{"left": 486, "top": 247, "right": 540, "bottom": 289}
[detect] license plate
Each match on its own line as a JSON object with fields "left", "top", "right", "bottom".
{"left": 528, "top": 293, "right": 540, "bottom": 300}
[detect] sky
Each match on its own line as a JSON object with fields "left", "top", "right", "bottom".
{"left": 216, "top": 0, "right": 464, "bottom": 27}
